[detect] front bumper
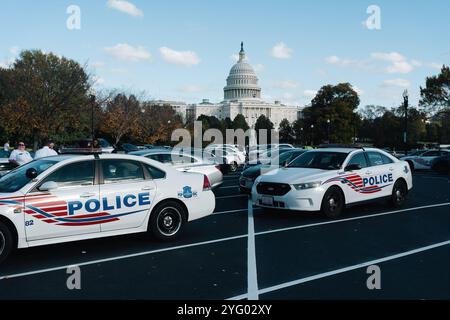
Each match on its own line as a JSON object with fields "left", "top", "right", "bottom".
{"left": 251, "top": 186, "right": 325, "bottom": 212}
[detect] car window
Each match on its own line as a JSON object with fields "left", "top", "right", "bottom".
{"left": 42, "top": 161, "right": 95, "bottom": 188}
{"left": 367, "top": 152, "right": 385, "bottom": 167}
{"left": 172, "top": 155, "right": 196, "bottom": 164}
{"left": 145, "top": 164, "right": 166, "bottom": 179}
{"left": 381, "top": 154, "right": 394, "bottom": 164}
{"left": 347, "top": 152, "right": 369, "bottom": 168}
{"left": 102, "top": 160, "right": 144, "bottom": 184}
{"left": 288, "top": 152, "right": 348, "bottom": 170}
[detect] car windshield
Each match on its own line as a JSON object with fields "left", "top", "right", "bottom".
{"left": 287, "top": 151, "right": 349, "bottom": 170}
{"left": 0, "top": 159, "right": 59, "bottom": 193}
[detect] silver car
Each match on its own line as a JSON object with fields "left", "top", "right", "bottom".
{"left": 130, "top": 149, "right": 223, "bottom": 189}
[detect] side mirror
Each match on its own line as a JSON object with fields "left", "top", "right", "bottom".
{"left": 26, "top": 168, "right": 38, "bottom": 179}
{"left": 39, "top": 181, "right": 58, "bottom": 192}
{"left": 344, "top": 164, "right": 362, "bottom": 172}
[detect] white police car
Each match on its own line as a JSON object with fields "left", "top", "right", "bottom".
{"left": 252, "top": 148, "right": 413, "bottom": 218}
{"left": 0, "top": 154, "right": 215, "bottom": 263}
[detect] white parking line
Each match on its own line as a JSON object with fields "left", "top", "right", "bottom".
{"left": 228, "top": 238, "right": 450, "bottom": 300}
{"left": 0, "top": 234, "right": 248, "bottom": 280}
{"left": 247, "top": 198, "right": 259, "bottom": 300}
{"left": 2, "top": 202, "right": 449, "bottom": 280}
{"left": 255, "top": 202, "right": 450, "bottom": 237}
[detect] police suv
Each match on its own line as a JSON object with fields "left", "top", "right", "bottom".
{"left": 252, "top": 148, "right": 413, "bottom": 218}
{"left": 0, "top": 153, "right": 216, "bottom": 263}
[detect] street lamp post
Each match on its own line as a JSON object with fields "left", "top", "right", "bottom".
{"left": 403, "top": 90, "right": 409, "bottom": 155}
{"left": 300, "top": 127, "right": 304, "bottom": 146}
{"left": 90, "top": 94, "right": 96, "bottom": 148}
{"left": 327, "top": 119, "right": 331, "bottom": 143}
{"left": 310, "top": 124, "right": 314, "bottom": 146}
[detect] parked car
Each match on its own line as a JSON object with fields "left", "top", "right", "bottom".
{"left": 240, "top": 149, "right": 307, "bottom": 193}
{"left": 205, "top": 147, "right": 245, "bottom": 173}
{"left": 400, "top": 149, "right": 450, "bottom": 171}
{"left": 59, "top": 138, "right": 114, "bottom": 154}
{"left": 113, "top": 143, "right": 140, "bottom": 154}
{"left": 431, "top": 153, "right": 450, "bottom": 174}
{"left": 248, "top": 144, "right": 294, "bottom": 162}
{"left": 130, "top": 149, "right": 223, "bottom": 189}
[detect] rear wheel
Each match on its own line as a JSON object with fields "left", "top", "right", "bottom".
{"left": 391, "top": 180, "right": 408, "bottom": 208}
{"left": 0, "top": 222, "right": 13, "bottom": 264}
{"left": 148, "top": 201, "right": 186, "bottom": 241}
{"left": 321, "top": 187, "right": 344, "bottom": 219}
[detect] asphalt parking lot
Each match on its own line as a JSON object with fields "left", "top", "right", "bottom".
{"left": 0, "top": 170, "right": 449, "bottom": 300}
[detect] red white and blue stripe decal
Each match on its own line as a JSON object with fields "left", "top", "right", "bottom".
{"left": 323, "top": 174, "right": 391, "bottom": 194}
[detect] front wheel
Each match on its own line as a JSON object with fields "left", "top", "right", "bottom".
{"left": 321, "top": 187, "right": 344, "bottom": 219}
{"left": 391, "top": 180, "right": 408, "bottom": 208}
{"left": 148, "top": 201, "right": 186, "bottom": 241}
{"left": 0, "top": 222, "right": 13, "bottom": 264}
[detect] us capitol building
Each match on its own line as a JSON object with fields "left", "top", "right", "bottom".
{"left": 152, "top": 43, "right": 302, "bottom": 129}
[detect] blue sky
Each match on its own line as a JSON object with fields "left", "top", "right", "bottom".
{"left": 0, "top": 0, "right": 449, "bottom": 110}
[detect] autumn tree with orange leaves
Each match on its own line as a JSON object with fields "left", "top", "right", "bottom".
{"left": 0, "top": 50, "right": 92, "bottom": 150}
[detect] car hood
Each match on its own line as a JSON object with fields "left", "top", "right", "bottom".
{"left": 258, "top": 167, "right": 339, "bottom": 184}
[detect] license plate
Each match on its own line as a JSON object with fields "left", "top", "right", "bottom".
{"left": 261, "top": 196, "right": 274, "bottom": 206}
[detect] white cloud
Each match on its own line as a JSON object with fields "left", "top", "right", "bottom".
{"left": 104, "top": 43, "right": 151, "bottom": 62}
{"left": 0, "top": 46, "right": 20, "bottom": 68}
{"left": 427, "top": 62, "right": 442, "bottom": 70}
{"left": 159, "top": 47, "right": 200, "bottom": 67}
{"left": 93, "top": 76, "right": 105, "bottom": 86}
{"left": 353, "top": 86, "right": 364, "bottom": 96}
{"left": 371, "top": 52, "right": 414, "bottom": 74}
{"left": 107, "top": 0, "right": 143, "bottom": 17}
{"left": 91, "top": 61, "right": 105, "bottom": 68}
{"left": 179, "top": 84, "right": 202, "bottom": 93}
{"left": 271, "top": 42, "right": 293, "bottom": 59}
{"left": 325, "top": 55, "right": 367, "bottom": 69}
{"left": 382, "top": 79, "right": 411, "bottom": 88}
{"left": 303, "top": 90, "right": 317, "bottom": 99}
{"left": 274, "top": 80, "right": 299, "bottom": 89}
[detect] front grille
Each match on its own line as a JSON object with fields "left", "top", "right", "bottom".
{"left": 256, "top": 182, "right": 291, "bottom": 196}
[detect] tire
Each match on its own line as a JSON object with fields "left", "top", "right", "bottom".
{"left": 0, "top": 222, "right": 13, "bottom": 264}
{"left": 407, "top": 160, "right": 415, "bottom": 172}
{"left": 229, "top": 162, "right": 238, "bottom": 173}
{"left": 321, "top": 187, "right": 345, "bottom": 219}
{"left": 148, "top": 201, "right": 187, "bottom": 241}
{"left": 391, "top": 180, "right": 408, "bottom": 208}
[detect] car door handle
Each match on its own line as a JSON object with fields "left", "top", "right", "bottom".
{"left": 141, "top": 186, "right": 155, "bottom": 191}
{"left": 80, "top": 193, "right": 96, "bottom": 198}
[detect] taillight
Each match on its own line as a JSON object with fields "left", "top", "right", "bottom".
{"left": 203, "top": 175, "right": 211, "bottom": 191}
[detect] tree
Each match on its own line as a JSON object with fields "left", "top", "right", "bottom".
{"left": 420, "top": 65, "right": 450, "bottom": 143}
{"left": 305, "top": 83, "right": 360, "bottom": 144}
{"left": 0, "top": 50, "right": 91, "bottom": 150}
{"left": 292, "top": 119, "right": 305, "bottom": 145}
{"left": 278, "top": 119, "right": 294, "bottom": 143}
{"left": 138, "top": 102, "right": 183, "bottom": 145}
{"left": 100, "top": 94, "right": 141, "bottom": 145}
{"left": 255, "top": 115, "right": 274, "bottom": 144}
{"left": 232, "top": 114, "right": 249, "bottom": 131}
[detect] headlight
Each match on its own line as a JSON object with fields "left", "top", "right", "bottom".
{"left": 293, "top": 181, "right": 322, "bottom": 190}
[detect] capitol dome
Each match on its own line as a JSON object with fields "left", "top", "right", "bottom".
{"left": 224, "top": 42, "right": 262, "bottom": 101}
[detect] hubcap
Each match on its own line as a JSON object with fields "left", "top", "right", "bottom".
{"left": 328, "top": 196, "right": 338, "bottom": 211}
{"left": 395, "top": 188, "right": 404, "bottom": 202}
{"left": 0, "top": 231, "right": 5, "bottom": 256}
{"left": 157, "top": 207, "right": 182, "bottom": 236}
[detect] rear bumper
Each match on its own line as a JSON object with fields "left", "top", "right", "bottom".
{"left": 186, "top": 191, "right": 216, "bottom": 221}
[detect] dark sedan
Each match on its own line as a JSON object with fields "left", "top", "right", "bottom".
{"left": 239, "top": 149, "right": 307, "bottom": 193}
{"left": 431, "top": 153, "right": 450, "bottom": 174}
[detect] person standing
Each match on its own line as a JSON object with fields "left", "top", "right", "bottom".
{"left": 34, "top": 139, "right": 58, "bottom": 159}
{"left": 3, "top": 140, "right": 9, "bottom": 152}
{"left": 9, "top": 142, "right": 33, "bottom": 166}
